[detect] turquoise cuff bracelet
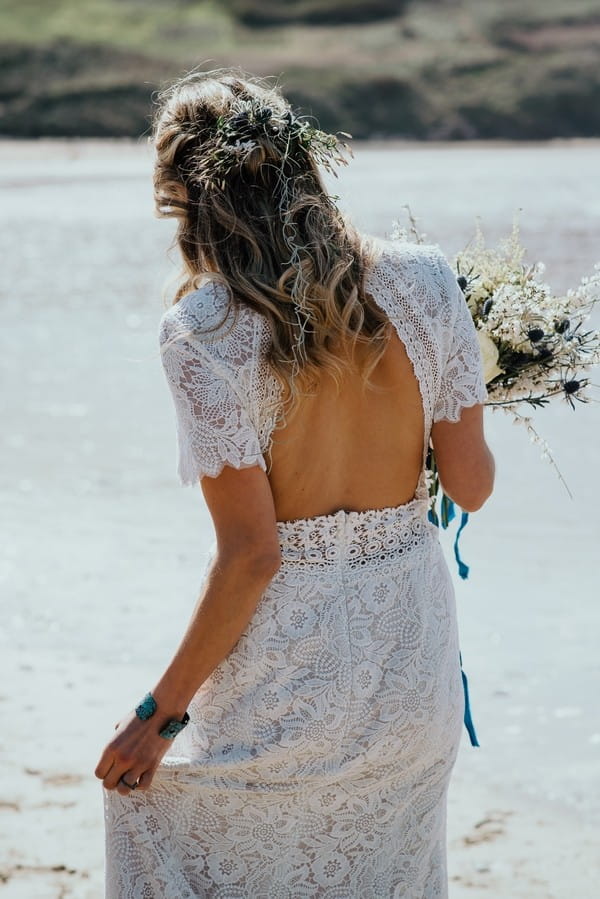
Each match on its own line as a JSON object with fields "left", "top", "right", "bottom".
{"left": 159, "top": 712, "right": 190, "bottom": 740}
{"left": 135, "top": 691, "right": 190, "bottom": 740}
{"left": 135, "top": 692, "right": 157, "bottom": 721}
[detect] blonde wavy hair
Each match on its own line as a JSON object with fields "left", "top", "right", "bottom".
{"left": 152, "top": 67, "right": 389, "bottom": 406}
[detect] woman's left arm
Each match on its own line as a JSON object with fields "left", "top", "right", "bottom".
{"left": 95, "top": 464, "right": 281, "bottom": 795}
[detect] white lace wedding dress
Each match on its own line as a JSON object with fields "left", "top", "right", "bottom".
{"left": 103, "top": 237, "right": 488, "bottom": 898}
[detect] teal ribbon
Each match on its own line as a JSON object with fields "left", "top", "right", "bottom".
{"left": 440, "top": 493, "right": 456, "bottom": 528}
{"left": 428, "top": 495, "right": 479, "bottom": 746}
{"left": 429, "top": 495, "right": 470, "bottom": 580}
{"left": 453, "top": 510, "right": 470, "bottom": 580}
{"left": 460, "top": 652, "right": 480, "bottom": 747}
{"left": 427, "top": 507, "right": 438, "bottom": 527}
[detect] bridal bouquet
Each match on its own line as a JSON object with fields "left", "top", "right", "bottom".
{"left": 391, "top": 212, "right": 600, "bottom": 576}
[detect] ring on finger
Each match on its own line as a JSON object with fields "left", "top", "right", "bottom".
{"left": 120, "top": 776, "right": 139, "bottom": 790}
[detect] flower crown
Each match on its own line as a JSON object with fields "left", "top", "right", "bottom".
{"left": 185, "top": 98, "right": 351, "bottom": 190}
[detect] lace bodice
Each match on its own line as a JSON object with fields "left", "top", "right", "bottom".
{"left": 158, "top": 238, "right": 488, "bottom": 488}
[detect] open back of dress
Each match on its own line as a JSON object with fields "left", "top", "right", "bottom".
{"left": 267, "top": 328, "right": 425, "bottom": 521}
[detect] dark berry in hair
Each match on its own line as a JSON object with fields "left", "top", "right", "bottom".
{"left": 255, "top": 106, "right": 273, "bottom": 124}
{"left": 527, "top": 327, "right": 544, "bottom": 343}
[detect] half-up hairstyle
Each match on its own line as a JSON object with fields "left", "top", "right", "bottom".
{"left": 152, "top": 67, "right": 389, "bottom": 407}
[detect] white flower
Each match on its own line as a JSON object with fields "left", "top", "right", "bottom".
{"left": 232, "top": 139, "right": 258, "bottom": 154}
{"left": 477, "top": 330, "right": 503, "bottom": 384}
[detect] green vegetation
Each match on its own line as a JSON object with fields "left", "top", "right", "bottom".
{"left": 1, "top": 0, "right": 599, "bottom": 138}
{"left": 222, "top": 1, "right": 408, "bottom": 27}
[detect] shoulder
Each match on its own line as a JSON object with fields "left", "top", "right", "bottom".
{"left": 158, "top": 279, "right": 236, "bottom": 345}
{"left": 369, "top": 236, "right": 452, "bottom": 282}
{"left": 159, "top": 279, "right": 268, "bottom": 358}
{"left": 366, "top": 237, "right": 459, "bottom": 319}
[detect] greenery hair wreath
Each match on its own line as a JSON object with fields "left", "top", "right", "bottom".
{"left": 182, "top": 98, "right": 352, "bottom": 191}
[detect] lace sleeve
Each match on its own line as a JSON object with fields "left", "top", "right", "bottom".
{"left": 433, "top": 254, "right": 488, "bottom": 423}
{"left": 158, "top": 291, "right": 266, "bottom": 486}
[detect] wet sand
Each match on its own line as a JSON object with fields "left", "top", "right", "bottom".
{"left": 1, "top": 138, "right": 599, "bottom": 897}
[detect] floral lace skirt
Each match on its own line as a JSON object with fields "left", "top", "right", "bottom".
{"left": 104, "top": 499, "right": 464, "bottom": 898}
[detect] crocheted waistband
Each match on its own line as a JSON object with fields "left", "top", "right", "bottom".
{"left": 276, "top": 498, "right": 433, "bottom": 567}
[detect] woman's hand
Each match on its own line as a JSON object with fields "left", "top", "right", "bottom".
{"left": 95, "top": 710, "right": 173, "bottom": 796}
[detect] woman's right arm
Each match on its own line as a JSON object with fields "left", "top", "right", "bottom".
{"left": 430, "top": 403, "right": 495, "bottom": 512}
{"left": 426, "top": 246, "right": 494, "bottom": 512}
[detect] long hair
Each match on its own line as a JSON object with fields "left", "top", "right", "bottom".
{"left": 152, "top": 67, "right": 389, "bottom": 407}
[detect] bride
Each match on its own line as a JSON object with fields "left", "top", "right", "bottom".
{"left": 95, "top": 68, "right": 494, "bottom": 897}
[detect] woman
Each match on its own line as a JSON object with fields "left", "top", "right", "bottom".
{"left": 96, "top": 68, "right": 494, "bottom": 897}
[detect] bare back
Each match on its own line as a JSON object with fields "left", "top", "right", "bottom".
{"left": 267, "top": 327, "right": 425, "bottom": 522}
{"left": 158, "top": 239, "right": 490, "bottom": 515}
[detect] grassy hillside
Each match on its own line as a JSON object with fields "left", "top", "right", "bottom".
{"left": 1, "top": 0, "right": 599, "bottom": 138}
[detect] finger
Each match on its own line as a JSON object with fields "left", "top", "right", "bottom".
{"left": 115, "top": 775, "right": 137, "bottom": 797}
{"left": 95, "top": 748, "right": 115, "bottom": 780}
{"left": 136, "top": 765, "right": 158, "bottom": 792}
{"left": 115, "top": 765, "right": 149, "bottom": 796}
{"left": 103, "top": 757, "right": 131, "bottom": 791}
{"left": 121, "top": 766, "right": 145, "bottom": 791}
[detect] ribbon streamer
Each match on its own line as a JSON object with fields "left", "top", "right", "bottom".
{"left": 460, "top": 652, "right": 480, "bottom": 747}
{"left": 429, "top": 496, "right": 479, "bottom": 745}
{"left": 429, "top": 495, "right": 470, "bottom": 580}
{"left": 453, "top": 510, "right": 470, "bottom": 580}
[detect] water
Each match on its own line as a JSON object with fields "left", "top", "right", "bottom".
{"left": 1, "top": 138, "right": 599, "bottom": 897}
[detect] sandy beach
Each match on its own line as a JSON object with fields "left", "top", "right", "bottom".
{"left": 1, "top": 138, "right": 599, "bottom": 898}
